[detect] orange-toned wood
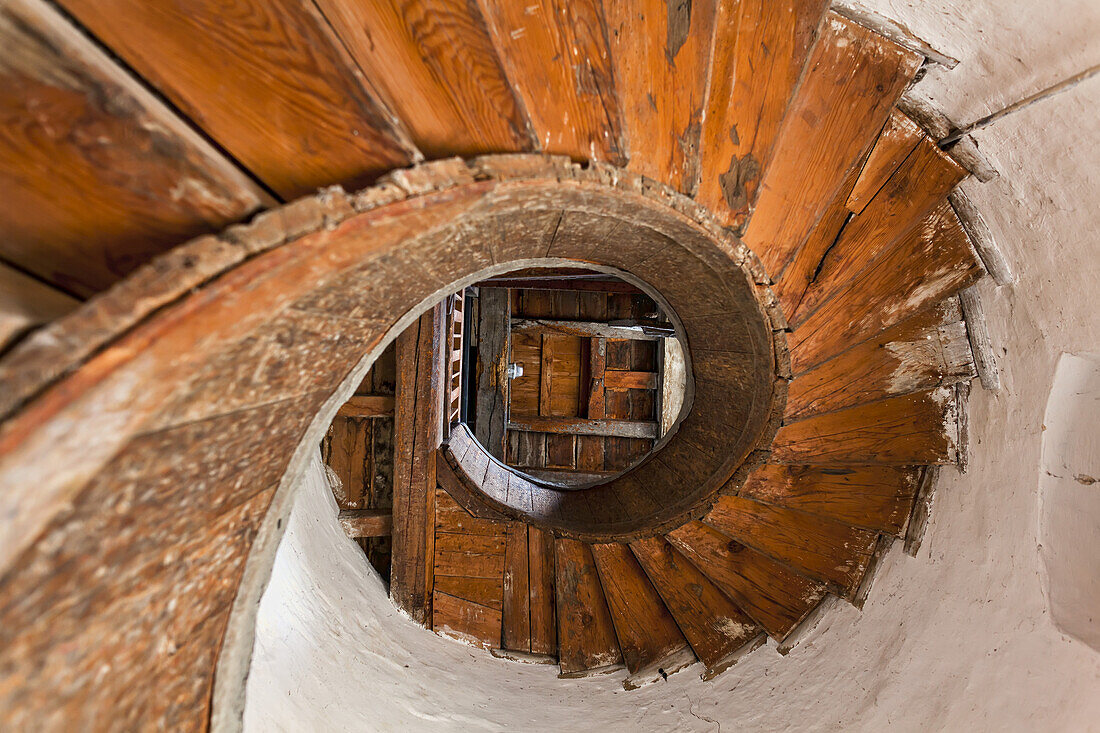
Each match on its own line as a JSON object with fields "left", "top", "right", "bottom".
{"left": 705, "top": 495, "right": 879, "bottom": 596}
{"left": 508, "top": 415, "right": 657, "bottom": 439}
{"left": 528, "top": 526, "right": 557, "bottom": 655}
{"left": 478, "top": 0, "right": 624, "bottom": 163}
{"left": 0, "top": 0, "right": 269, "bottom": 297}
{"left": 434, "top": 532, "right": 506, "bottom": 578}
{"left": 667, "top": 521, "right": 825, "bottom": 640}
{"left": 327, "top": 416, "right": 371, "bottom": 507}
{"left": 739, "top": 464, "right": 919, "bottom": 536}
{"left": 555, "top": 538, "right": 623, "bottom": 675}
{"left": 435, "top": 489, "right": 507, "bottom": 535}
{"left": 336, "top": 395, "right": 396, "bottom": 418}
{"left": 432, "top": 591, "right": 502, "bottom": 648}
{"left": 786, "top": 299, "right": 974, "bottom": 419}
{"left": 337, "top": 509, "right": 392, "bottom": 538}
{"left": 604, "top": 0, "right": 717, "bottom": 193}
{"left": 502, "top": 522, "right": 531, "bottom": 651}
{"left": 604, "top": 370, "right": 658, "bottom": 390}
{"left": 697, "top": 0, "right": 830, "bottom": 229}
{"left": 587, "top": 337, "right": 607, "bottom": 419}
{"left": 845, "top": 109, "right": 924, "bottom": 214}
{"left": 773, "top": 387, "right": 961, "bottom": 465}
{"left": 591, "top": 542, "right": 691, "bottom": 676}
{"left": 792, "top": 144, "right": 968, "bottom": 325}
{"left": 57, "top": 0, "right": 414, "bottom": 199}
{"left": 630, "top": 536, "right": 761, "bottom": 674}
{"left": 315, "top": 0, "right": 533, "bottom": 158}
{"left": 576, "top": 435, "right": 604, "bottom": 472}
{"left": 746, "top": 14, "right": 923, "bottom": 275}
{"left": 788, "top": 201, "right": 983, "bottom": 372}
{"left": 434, "top": 575, "right": 503, "bottom": 610}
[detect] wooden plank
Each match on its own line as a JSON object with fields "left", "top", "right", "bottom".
{"left": 512, "top": 318, "right": 665, "bottom": 341}
{"left": 576, "top": 435, "right": 604, "bottom": 472}
{"left": 336, "top": 394, "right": 396, "bottom": 418}
{"left": 315, "top": 0, "right": 533, "bottom": 158}
{"left": 786, "top": 299, "right": 974, "bottom": 419}
{"left": 604, "top": 370, "right": 658, "bottom": 391}
{"left": 705, "top": 496, "right": 879, "bottom": 596}
{"left": 667, "top": 521, "right": 826, "bottom": 640}
{"left": 475, "top": 287, "right": 510, "bottom": 460}
{"left": 588, "top": 337, "right": 606, "bottom": 419}
{"left": 478, "top": 0, "right": 623, "bottom": 163}
{"left": 630, "top": 536, "right": 761, "bottom": 674}
{"left": 0, "top": 263, "right": 78, "bottom": 352}
{"left": 590, "top": 543, "right": 692, "bottom": 678}
{"left": 502, "top": 523, "right": 531, "bottom": 651}
{"left": 604, "top": 0, "right": 717, "bottom": 193}
{"left": 391, "top": 305, "right": 446, "bottom": 624}
{"left": 773, "top": 387, "right": 961, "bottom": 465}
{"left": 788, "top": 201, "right": 984, "bottom": 373}
{"left": 435, "top": 489, "right": 508, "bottom": 536}
{"left": 474, "top": 277, "right": 644, "bottom": 294}
{"left": 508, "top": 331, "right": 541, "bottom": 416}
{"left": 338, "top": 509, "right": 393, "bottom": 538}
{"left": 792, "top": 145, "right": 968, "bottom": 326}
{"left": 845, "top": 109, "right": 924, "bottom": 214}
{"left": 57, "top": 0, "right": 414, "bottom": 199}
{"left": 0, "top": 0, "right": 269, "bottom": 297}
{"left": 327, "top": 416, "right": 371, "bottom": 508}
{"left": 697, "top": 0, "right": 830, "bottom": 229}
{"left": 555, "top": 538, "right": 623, "bottom": 675}
{"left": 434, "top": 533, "right": 506, "bottom": 578}
{"left": 508, "top": 416, "right": 658, "bottom": 439}
{"left": 432, "top": 591, "right": 502, "bottom": 649}
{"left": 538, "top": 333, "right": 554, "bottom": 417}
{"left": 739, "top": 464, "right": 920, "bottom": 536}
{"left": 746, "top": 14, "right": 924, "bottom": 275}
{"left": 434, "top": 575, "right": 503, "bottom": 610}
{"left": 528, "top": 526, "right": 557, "bottom": 655}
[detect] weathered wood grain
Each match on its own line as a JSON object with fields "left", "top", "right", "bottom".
{"left": 528, "top": 526, "right": 557, "bottom": 655}
{"left": 478, "top": 0, "right": 624, "bottom": 163}
{"left": 327, "top": 416, "right": 371, "bottom": 507}
{"left": 435, "top": 488, "right": 508, "bottom": 536}
{"left": 555, "top": 538, "right": 623, "bottom": 675}
{"left": 502, "top": 522, "right": 531, "bottom": 651}
{"left": 773, "top": 387, "right": 961, "bottom": 465}
{"left": 739, "top": 464, "right": 919, "bottom": 536}
{"left": 338, "top": 509, "right": 392, "bottom": 538}
{"left": 316, "top": 0, "right": 533, "bottom": 157}
{"left": 604, "top": 370, "right": 658, "bottom": 390}
{"left": 57, "top": 0, "right": 414, "bottom": 199}
{"left": 591, "top": 542, "right": 692, "bottom": 677}
{"left": 630, "top": 536, "right": 761, "bottom": 675}
{"left": 788, "top": 201, "right": 984, "bottom": 372}
{"left": 845, "top": 109, "right": 924, "bottom": 214}
{"left": 786, "top": 299, "right": 974, "bottom": 418}
{"left": 336, "top": 395, "right": 395, "bottom": 418}
{"left": 697, "top": 0, "right": 830, "bottom": 229}
{"left": 705, "top": 495, "right": 879, "bottom": 596}
{"left": 667, "top": 521, "right": 826, "bottom": 640}
{"left": 508, "top": 415, "right": 658, "bottom": 439}
{"left": 746, "top": 14, "right": 923, "bottom": 274}
{"left": 434, "top": 575, "right": 503, "bottom": 611}
{"left": 792, "top": 144, "right": 968, "bottom": 325}
{"left": 512, "top": 319, "right": 663, "bottom": 340}
{"left": 433, "top": 591, "right": 502, "bottom": 648}
{"left": 0, "top": 264, "right": 78, "bottom": 352}
{"left": 0, "top": 0, "right": 268, "bottom": 296}
{"left": 434, "top": 532, "right": 506, "bottom": 578}
{"left": 604, "top": 0, "right": 716, "bottom": 193}
{"left": 391, "top": 306, "right": 446, "bottom": 624}
{"left": 476, "top": 287, "right": 510, "bottom": 460}
{"left": 587, "top": 337, "right": 607, "bottom": 419}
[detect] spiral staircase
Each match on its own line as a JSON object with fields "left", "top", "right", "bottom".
{"left": 0, "top": 0, "right": 995, "bottom": 725}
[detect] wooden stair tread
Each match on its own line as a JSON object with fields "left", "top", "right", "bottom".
{"left": 845, "top": 109, "right": 925, "bottom": 215}
{"left": 554, "top": 538, "right": 623, "bottom": 676}
{"left": 591, "top": 543, "right": 694, "bottom": 682}
{"left": 630, "top": 536, "right": 762, "bottom": 675}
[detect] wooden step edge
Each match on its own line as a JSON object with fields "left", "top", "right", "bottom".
{"left": 622, "top": 645, "right": 697, "bottom": 691}
{"left": 776, "top": 594, "right": 844, "bottom": 654}
{"left": 700, "top": 632, "right": 768, "bottom": 681}
{"left": 557, "top": 662, "right": 626, "bottom": 680}
{"left": 488, "top": 648, "right": 557, "bottom": 665}
{"left": 715, "top": 488, "right": 912, "bottom": 539}
{"left": 852, "top": 533, "right": 896, "bottom": 609}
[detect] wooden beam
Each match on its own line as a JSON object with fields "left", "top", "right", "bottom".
{"left": 0, "top": 262, "right": 79, "bottom": 352}
{"left": 508, "top": 416, "right": 658, "bottom": 439}
{"left": 337, "top": 509, "right": 393, "bottom": 538}
{"left": 512, "top": 318, "right": 665, "bottom": 340}
{"left": 475, "top": 287, "right": 509, "bottom": 460}
{"left": 391, "top": 304, "right": 446, "bottom": 625}
{"left": 473, "top": 277, "right": 644, "bottom": 294}
{"left": 603, "top": 370, "right": 657, "bottom": 391}
{"left": 587, "top": 337, "right": 606, "bottom": 419}
{"left": 335, "top": 394, "right": 395, "bottom": 418}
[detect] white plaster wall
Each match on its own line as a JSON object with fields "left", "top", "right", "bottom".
{"left": 243, "top": 7, "right": 1100, "bottom": 730}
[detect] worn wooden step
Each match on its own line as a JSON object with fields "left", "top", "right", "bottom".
{"left": 703, "top": 495, "right": 879, "bottom": 598}
{"left": 785, "top": 298, "right": 975, "bottom": 420}
{"left": 630, "top": 536, "right": 763, "bottom": 678}
{"left": 844, "top": 109, "right": 925, "bottom": 215}
{"left": 667, "top": 521, "right": 826, "bottom": 641}
{"left": 739, "top": 464, "right": 921, "bottom": 536}
{"left": 591, "top": 543, "right": 695, "bottom": 688}
{"left": 773, "top": 387, "right": 962, "bottom": 466}
{"left": 554, "top": 538, "right": 624, "bottom": 677}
